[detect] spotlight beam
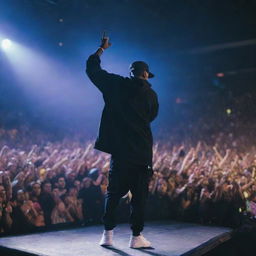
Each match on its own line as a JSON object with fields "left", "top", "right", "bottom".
{"left": 1, "top": 39, "right": 12, "bottom": 50}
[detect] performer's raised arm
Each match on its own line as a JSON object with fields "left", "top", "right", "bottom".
{"left": 86, "top": 35, "right": 124, "bottom": 93}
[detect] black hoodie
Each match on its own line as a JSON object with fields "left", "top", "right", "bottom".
{"left": 86, "top": 54, "right": 159, "bottom": 166}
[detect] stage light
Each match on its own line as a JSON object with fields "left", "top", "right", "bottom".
{"left": 226, "top": 108, "right": 232, "bottom": 115}
{"left": 1, "top": 39, "right": 12, "bottom": 50}
{"left": 216, "top": 72, "right": 224, "bottom": 77}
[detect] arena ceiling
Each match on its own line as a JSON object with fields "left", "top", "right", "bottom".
{"left": 0, "top": 0, "right": 256, "bottom": 89}
{"left": 1, "top": 0, "right": 256, "bottom": 50}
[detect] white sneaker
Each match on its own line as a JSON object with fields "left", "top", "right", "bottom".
{"left": 99, "top": 230, "right": 113, "bottom": 246}
{"left": 129, "top": 234, "right": 151, "bottom": 248}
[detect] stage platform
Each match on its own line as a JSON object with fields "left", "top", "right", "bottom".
{"left": 0, "top": 221, "right": 232, "bottom": 256}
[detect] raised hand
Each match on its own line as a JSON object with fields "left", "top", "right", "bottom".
{"left": 100, "top": 32, "right": 111, "bottom": 50}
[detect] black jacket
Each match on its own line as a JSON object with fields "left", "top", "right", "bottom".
{"left": 86, "top": 54, "right": 159, "bottom": 166}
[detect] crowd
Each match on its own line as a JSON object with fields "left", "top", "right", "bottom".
{"left": 0, "top": 138, "right": 109, "bottom": 235}
{"left": 0, "top": 90, "right": 256, "bottom": 236}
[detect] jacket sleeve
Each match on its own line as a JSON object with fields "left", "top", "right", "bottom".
{"left": 149, "top": 90, "right": 159, "bottom": 122}
{"left": 86, "top": 54, "right": 125, "bottom": 93}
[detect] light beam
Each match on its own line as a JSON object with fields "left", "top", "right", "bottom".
{"left": 1, "top": 39, "right": 12, "bottom": 50}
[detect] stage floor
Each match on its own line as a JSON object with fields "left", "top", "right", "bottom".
{"left": 0, "top": 221, "right": 232, "bottom": 256}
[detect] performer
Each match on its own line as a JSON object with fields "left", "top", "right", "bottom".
{"left": 86, "top": 34, "right": 159, "bottom": 248}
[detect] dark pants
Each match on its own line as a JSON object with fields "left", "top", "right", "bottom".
{"left": 102, "top": 157, "right": 152, "bottom": 235}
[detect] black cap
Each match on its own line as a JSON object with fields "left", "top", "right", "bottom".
{"left": 130, "top": 61, "right": 154, "bottom": 78}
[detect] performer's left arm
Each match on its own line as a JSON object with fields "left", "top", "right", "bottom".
{"left": 148, "top": 91, "right": 159, "bottom": 122}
